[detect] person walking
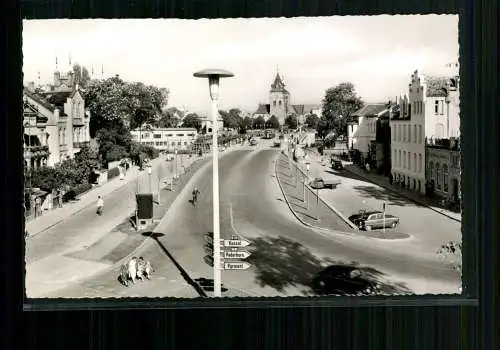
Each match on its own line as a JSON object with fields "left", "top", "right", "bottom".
{"left": 57, "top": 190, "right": 63, "bottom": 208}
{"left": 96, "top": 195, "right": 104, "bottom": 215}
{"left": 191, "top": 186, "right": 200, "bottom": 206}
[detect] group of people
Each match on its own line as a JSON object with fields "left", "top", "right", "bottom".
{"left": 119, "top": 256, "right": 154, "bottom": 287}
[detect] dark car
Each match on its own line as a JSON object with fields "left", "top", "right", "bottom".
{"left": 311, "top": 265, "right": 380, "bottom": 295}
{"left": 331, "top": 159, "right": 344, "bottom": 170}
{"left": 310, "top": 177, "right": 341, "bottom": 189}
{"left": 348, "top": 210, "right": 400, "bottom": 231}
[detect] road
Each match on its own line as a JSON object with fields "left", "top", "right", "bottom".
{"left": 48, "top": 143, "right": 461, "bottom": 298}
{"left": 25, "top": 155, "right": 193, "bottom": 297}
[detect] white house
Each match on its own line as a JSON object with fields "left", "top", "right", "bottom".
{"left": 390, "top": 70, "right": 460, "bottom": 194}
{"left": 347, "top": 103, "right": 389, "bottom": 163}
{"left": 24, "top": 85, "right": 91, "bottom": 168}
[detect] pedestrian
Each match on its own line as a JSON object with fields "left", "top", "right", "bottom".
{"left": 58, "top": 190, "right": 63, "bottom": 208}
{"left": 35, "top": 196, "right": 42, "bottom": 217}
{"left": 96, "top": 195, "right": 104, "bottom": 215}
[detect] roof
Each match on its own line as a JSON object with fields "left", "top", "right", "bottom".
{"left": 424, "top": 76, "right": 452, "bottom": 97}
{"left": 44, "top": 91, "right": 72, "bottom": 108}
{"left": 292, "top": 104, "right": 322, "bottom": 115}
{"left": 254, "top": 104, "right": 270, "bottom": 115}
{"left": 23, "top": 88, "right": 55, "bottom": 112}
{"left": 270, "top": 73, "right": 289, "bottom": 94}
{"left": 351, "top": 104, "right": 388, "bottom": 118}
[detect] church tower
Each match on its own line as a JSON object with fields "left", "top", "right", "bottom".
{"left": 269, "top": 71, "right": 290, "bottom": 125}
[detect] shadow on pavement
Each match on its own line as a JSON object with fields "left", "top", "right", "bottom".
{"left": 142, "top": 231, "right": 208, "bottom": 297}
{"left": 351, "top": 185, "right": 419, "bottom": 207}
{"left": 246, "top": 235, "right": 413, "bottom": 296}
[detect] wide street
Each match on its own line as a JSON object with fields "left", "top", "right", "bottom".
{"left": 25, "top": 154, "right": 195, "bottom": 297}
{"left": 45, "top": 139, "right": 461, "bottom": 298}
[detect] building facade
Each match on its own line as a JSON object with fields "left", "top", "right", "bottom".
{"left": 390, "top": 70, "right": 460, "bottom": 194}
{"left": 24, "top": 84, "right": 91, "bottom": 168}
{"left": 347, "top": 103, "right": 389, "bottom": 164}
{"left": 426, "top": 138, "right": 460, "bottom": 202}
{"left": 130, "top": 126, "right": 198, "bottom": 151}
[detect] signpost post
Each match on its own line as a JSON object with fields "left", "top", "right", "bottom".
{"left": 383, "top": 202, "right": 386, "bottom": 234}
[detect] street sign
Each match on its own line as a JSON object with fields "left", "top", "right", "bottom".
{"left": 223, "top": 238, "right": 251, "bottom": 247}
{"left": 223, "top": 262, "right": 251, "bottom": 270}
{"left": 223, "top": 250, "right": 251, "bottom": 260}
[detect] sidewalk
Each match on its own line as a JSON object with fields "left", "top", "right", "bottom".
{"left": 25, "top": 154, "right": 194, "bottom": 236}
{"left": 342, "top": 163, "right": 462, "bottom": 223}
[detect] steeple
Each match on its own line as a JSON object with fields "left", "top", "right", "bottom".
{"left": 270, "top": 72, "right": 287, "bottom": 93}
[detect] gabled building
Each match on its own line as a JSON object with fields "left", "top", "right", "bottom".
{"left": 390, "top": 69, "right": 460, "bottom": 194}
{"left": 346, "top": 103, "right": 389, "bottom": 164}
{"left": 23, "top": 83, "right": 91, "bottom": 167}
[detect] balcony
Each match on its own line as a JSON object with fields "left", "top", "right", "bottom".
{"left": 425, "top": 137, "right": 460, "bottom": 150}
{"left": 24, "top": 145, "right": 49, "bottom": 158}
{"left": 73, "top": 118, "right": 85, "bottom": 126}
{"left": 73, "top": 141, "right": 90, "bottom": 149}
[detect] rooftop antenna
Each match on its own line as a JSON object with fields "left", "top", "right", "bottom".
{"left": 69, "top": 53, "right": 72, "bottom": 69}
{"left": 55, "top": 54, "right": 58, "bottom": 71}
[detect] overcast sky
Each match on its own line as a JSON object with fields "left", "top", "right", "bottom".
{"left": 22, "top": 16, "right": 458, "bottom": 115}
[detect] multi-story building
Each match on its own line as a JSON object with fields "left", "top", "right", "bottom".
{"left": 368, "top": 102, "right": 398, "bottom": 175}
{"left": 426, "top": 138, "right": 461, "bottom": 203}
{"left": 23, "top": 82, "right": 91, "bottom": 168}
{"left": 130, "top": 126, "right": 198, "bottom": 151}
{"left": 346, "top": 103, "right": 389, "bottom": 165}
{"left": 390, "top": 70, "right": 460, "bottom": 194}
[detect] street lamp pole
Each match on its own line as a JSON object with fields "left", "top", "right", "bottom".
{"left": 194, "top": 69, "right": 234, "bottom": 297}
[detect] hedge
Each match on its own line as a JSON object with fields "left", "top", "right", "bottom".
{"left": 107, "top": 167, "right": 121, "bottom": 181}
{"left": 63, "top": 183, "right": 93, "bottom": 202}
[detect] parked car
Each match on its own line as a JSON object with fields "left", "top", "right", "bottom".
{"left": 310, "top": 177, "right": 341, "bottom": 189}
{"left": 250, "top": 138, "right": 258, "bottom": 146}
{"left": 311, "top": 265, "right": 380, "bottom": 295}
{"left": 348, "top": 210, "right": 399, "bottom": 231}
{"left": 331, "top": 159, "right": 344, "bottom": 170}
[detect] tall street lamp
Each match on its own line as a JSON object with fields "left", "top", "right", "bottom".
{"left": 194, "top": 68, "right": 234, "bottom": 297}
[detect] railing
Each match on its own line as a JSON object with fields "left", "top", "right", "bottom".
{"left": 73, "top": 141, "right": 90, "bottom": 148}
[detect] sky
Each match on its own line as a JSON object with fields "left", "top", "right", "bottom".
{"left": 22, "top": 15, "right": 459, "bottom": 115}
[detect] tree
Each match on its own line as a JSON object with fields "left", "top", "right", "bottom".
{"left": 72, "top": 64, "right": 91, "bottom": 88}
{"left": 182, "top": 113, "right": 202, "bottom": 131}
{"left": 321, "top": 82, "right": 364, "bottom": 141}
{"left": 285, "top": 115, "right": 298, "bottom": 130}
{"left": 437, "top": 241, "right": 462, "bottom": 273}
{"left": 253, "top": 116, "right": 266, "bottom": 129}
{"left": 305, "top": 114, "right": 319, "bottom": 129}
{"left": 74, "top": 145, "right": 100, "bottom": 182}
{"left": 267, "top": 115, "right": 280, "bottom": 129}
{"left": 96, "top": 122, "right": 132, "bottom": 165}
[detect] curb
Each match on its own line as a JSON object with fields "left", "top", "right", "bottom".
{"left": 343, "top": 166, "right": 462, "bottom": 223}
{"left": 274, "top": 153, "right": 359, "bottom": 234}
{"left": 26, "top": 157, "right": 165, "bottom": 238}
{"left": 289, "top": 158, "right": 359, "bottom": 231}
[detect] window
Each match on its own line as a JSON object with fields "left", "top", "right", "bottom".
{"left": 398, "top": 150, "right": 401, "bottom": 167}
{"left": 435, "top": 100, "right": 439, "bottom": 114}
{"left": 419, "top": 154, "right": 422, "bottom": 172}
{"left": 171, "top": 142, "right": 175, "bottom": 146}
{"left": 403, "top": 125, "right": 407, "bottom": 142}
{"left": 443, "top": 164, "right": 449, "bottom": 192}
{"left": 279, "top": 100, "right": 282, "bottom": 105}
{"left": 408, "top": 152, "right": 411, "bottom": 170}
{"left": 154, "top": 134, "right": 161, "bottom": 139}
{"left": 177, "top": 134, "right": 184, "bottom": 137}
{"left": 167, "top": 134, "right": 173, "bottom": 137}
{"left": 440, "top": 101, "right": 444, "bottom": 115}
{"left": 436, "top": 163, "right": 442, "bottom": 190}
{"left": 429, "top": 161, "right": 434, "bottom": 182}
{"left": 413, "top": 125, "right": 417, "bottom": 143}
{"left": 393, "top": 150, "right": 397, "bottom": 167}
{"left": 418, "top": 125, "right": 422, "bottom": 144}
{"left": 273, "top": 100, "right": 276, "bottom": 106}
{"left": 403, "top": 151, "right": 406, "bottom": 168}
{"left": 184, "top": 142, "right": 188, "bottom": 145}
{"left": 413, "top": 153, "right": 417, "bottom": 172}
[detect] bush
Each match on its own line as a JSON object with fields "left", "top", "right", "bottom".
{"left": 62, "top": 183, "right": 93, "bottom": 202}
{"left": 107, "top": 167, "right": 121, "bottom": 181}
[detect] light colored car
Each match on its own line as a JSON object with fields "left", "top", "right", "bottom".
{"left": 310, "top": 177, "right": 341, "bottom": 189}
{"left": 348, "top": 210, "right": 399, "bottom": 231}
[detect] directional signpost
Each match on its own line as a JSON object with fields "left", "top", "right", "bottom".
{"left": 202, "top": 233, "right": 253, "bottom": 290}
